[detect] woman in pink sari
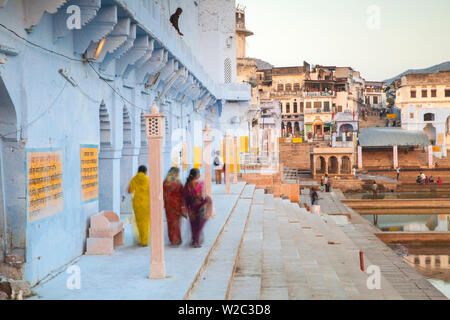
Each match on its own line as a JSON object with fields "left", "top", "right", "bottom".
{"left": 183, "top": 168, "right": 212, "bottom": 248}
{"left": 163, "top": 167, "right": 186, "bottom": 246}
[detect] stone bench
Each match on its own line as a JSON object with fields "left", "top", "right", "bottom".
{"left": 86, "top": 211, "right": 124, "bottom": 255}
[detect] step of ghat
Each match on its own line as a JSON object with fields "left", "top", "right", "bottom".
{"left": 342, "top": 199, "right": 450, "bottom": 214}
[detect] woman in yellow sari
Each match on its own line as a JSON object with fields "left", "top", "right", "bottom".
{"left": 127, "top": 165, "right": 150, "bottom": 246}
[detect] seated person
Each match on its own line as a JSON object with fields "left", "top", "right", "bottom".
{"left": 416, "top": 175, "right": 421, "bottom": 184}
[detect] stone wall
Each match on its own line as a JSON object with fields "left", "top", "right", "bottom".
{"left": 279, "top": 143, "right": 312, "bottom": 170}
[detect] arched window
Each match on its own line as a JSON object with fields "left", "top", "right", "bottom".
{"left": 277, "top": 84, "right": 284, "bottom": 91}
{"left": 286, "top": 103, "right": 290, "bottom": 114}
{"left": 293, "top": 102, "right": 298, "bottom": 114}
{"left": 424, "top": 113, "right": 435, "bottom": 121}
{"left": 294, "top": 83, "right": 300, "bottom": 91}
{"left": 285, "top": 83, "right": 292, "bottom": 91}
{"left": 300, "top": 102, "right": 304, "bottom": 113}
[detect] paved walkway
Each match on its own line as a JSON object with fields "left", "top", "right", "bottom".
{"left": 29, "top": 183, "right": 246, "bottom": 300}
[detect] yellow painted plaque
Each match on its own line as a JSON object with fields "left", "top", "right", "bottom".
{"left": 292, "top": 137, "right": 303, "bottom": 143}
{"left": 27, "top": 151, "right": 63, "bottom": 222}
{"left": 279, "top": 138, "right": 286, "bottom": 143}
{"left": 81, "top": 146, "right": 98, "bottom": 202}
{"left": 183, "top": 143, "right": 188, "bottom": 170}
{"left": 432, "top": 146, "right": 442, "bottom": 152}
{"left": 387, "top": 114, "right": 397, "bottom": 119}
{"left": 193, "top": 146, "right": 203, "bottom": 169}
{"left": 240, "top": 136, "right": 249, "bottom": 153}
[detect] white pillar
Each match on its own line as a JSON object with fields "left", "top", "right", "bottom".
{"left": 428, "top": 145, "right": 433, "bottom": 168}
{"left": 357, "top": 146, "right": 363, "bottom": 169}
{"left": 393, "top": 145, "right": 398, "bottom": 169}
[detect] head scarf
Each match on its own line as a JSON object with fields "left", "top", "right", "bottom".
{"left": 164, "top": 167, "right": 180, "bottom": 184}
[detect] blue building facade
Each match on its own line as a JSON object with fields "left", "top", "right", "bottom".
{"left": 0, "top": 0, "right": 250, "bottom": 285}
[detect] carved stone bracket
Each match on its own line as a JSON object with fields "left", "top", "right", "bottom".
{"left": 131, "top": 39, "right": 155, "bottom": 70}
{"left": 137, "top": 48, "right": 167, "bottom": 84}
{"left": 23, "top": 0, "right": 68, "bottom": 30}
{"left": 154, "top": 58, "right": 176, "bottom": 91}
{"left": 86, "top": 18, "right": 129, "bottom": 62}
{"left": 116, "top": 35, "right": 149, "bottom": 76}
{"left": 175, "top": 74, "right": 194, "bottom": 101}
{"left": 167, "top": 68, "right": 188, "bottom": 99}
{"left": 100, "top": 22, "right": 136, "bottom": 70}
{"left": 73, "top": 5, "right": 117, "bottom": 54}
{"left": 53, "top": 0, "right": 101, "bottom": 41}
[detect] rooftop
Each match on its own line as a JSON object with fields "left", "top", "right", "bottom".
{"left": 359, "top": 127, "right": 431, "bottom": 147}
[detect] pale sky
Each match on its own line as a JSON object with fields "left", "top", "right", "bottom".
{"left": 238, "top": 0, "right": 450, "bottom": 81}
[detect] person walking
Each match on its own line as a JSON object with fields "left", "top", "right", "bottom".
{"left": 324, "top": 174, "right": 331, "bottom": 192}
{"left": 396, "top": 167, "right": 400, "bottom": 181}
{"left": 128, "top": 166, "right": 150, "bottom": 246}
{"left": 213, "top": 151, "right": 224, "bottom": 184}
{"left": 183, "top": 168, "right": 213, "bottom": 248}
{"left": 163, "top": 167, "right": 186, "bottom": 247}
{"left": 320, "top": 177, "right": 324, "bottom": 192}
{"left": 371, "top": 180, "right": 378, "bottom": 200}
{"left": 311, "top": 187, "right": 319, "bottom": 206}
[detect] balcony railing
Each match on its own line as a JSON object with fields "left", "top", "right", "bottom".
{"left": 303, "top": 91, "right": 336, "bottom": 98}
{"left": 271, "top": 90, "right": 303, "bottom": 97}
{"left": 304, "top": 109, "right": 332, "bottom": 114}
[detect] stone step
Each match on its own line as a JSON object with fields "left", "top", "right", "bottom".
{"left": 187, "top": 197, "right": 252, "bottom": 300}
{"left": 289, "top": 199, "right": 403, "bottom": 299}
{"left": 264, "top": 194, "right": 275, "bottom": 211}
{"left": 228, "top": 204, "right": 264, "bottom": 300}
{"left": 253, "top": 189, "right": 265, "bottom": 205}
{"left": 241, "top": 184, "right": 256, "bottom": 199}
{"left": 279, "top": 199, "right": 353, "bottom": 299}
{"left": 260, "top": 200, "right": 289, "bottom": 299}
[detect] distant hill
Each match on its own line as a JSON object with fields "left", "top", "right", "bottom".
{"left": 384, "top": 61, "right": 450, "bottom": 85}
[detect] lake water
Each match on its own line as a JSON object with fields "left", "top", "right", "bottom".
{"left": 362, "top": 214, "right": 450, "bottom": 232}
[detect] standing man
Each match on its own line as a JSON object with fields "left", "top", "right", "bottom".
{"left": 371, "top": 180, "right": 378, "bottom": 200}
{"left": 324, "top": 174, "right": 331, "bottom": 192}
{"left": 213, "top": 151, "right": 224, "bottom": 184}
{"left": 170, "top": 8, "right": 184, "bottom": 36}
{"left": 396, "top": 167, "right": 400, "bottom": 181}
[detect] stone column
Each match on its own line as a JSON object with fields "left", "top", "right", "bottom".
{"left": 337, "top": 157, "right": 341, "bottom": 175}
{"left": 233, "top": 136, "right": 238, "bottom": 184}
{"left": 440, "top": 255, "right": 449, "bottom": 268}
{"left": 393, "top": 145, "right": 398, "bottom": 169}
{"left": 225, "top": 133, "right": 231, "bottom": 194}
{"left": 203, "top": 124, "right": 212, "bottom": 197}
{"left": 267, "top": 128, "right": 272, "bottom": 170}
{"left": 312, "top": 155, "right": 316, "bottom": 178}
{"left": 358, "top": 146, "right": 363, "bottom": 169}
{"left": 428, "top": 145, "right": 433, "bottom": 168}
{"left": 144, "top": 102, "right": 165, "bottom": 279}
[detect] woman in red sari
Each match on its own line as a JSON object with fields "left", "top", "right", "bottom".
{"left": 163, "top": 167, "right": 186, "bottom": 246}
{"left": 183, "top": 168, "right": 212, "bottom": 248}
